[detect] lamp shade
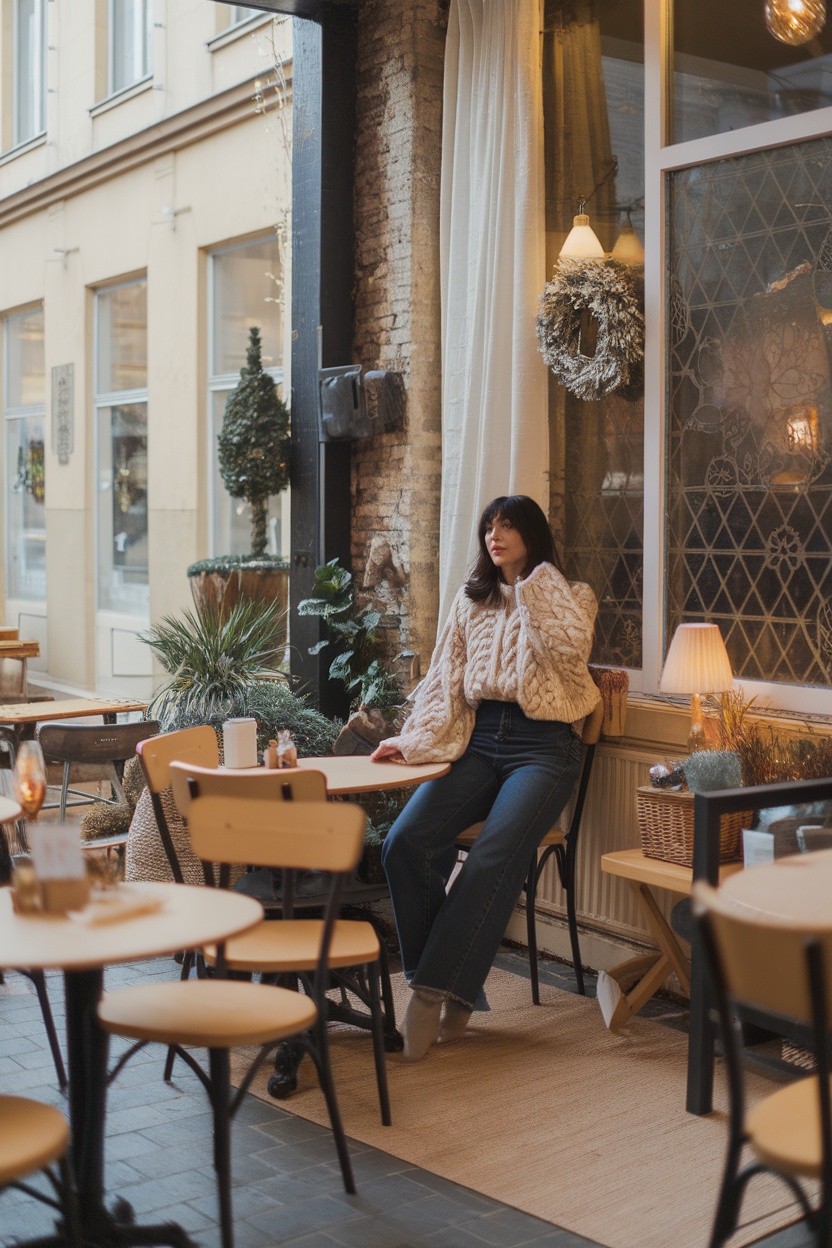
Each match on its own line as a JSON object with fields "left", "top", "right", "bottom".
{"left": 659, "top": 623, "right": 734, "bottom": 695}
{"left": 559, "top": 212, "right": 605, "bottom": 261}
{"left": 610, "top": 222, "right": 645, "bottom": 265}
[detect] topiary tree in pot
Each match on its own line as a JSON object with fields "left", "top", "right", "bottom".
{"left": 188, "top": 326, "right": 291, "bottom": 639}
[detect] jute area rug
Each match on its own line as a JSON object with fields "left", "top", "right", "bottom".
{"left": 231, "top": 969, "right": 805, "bottom": 1248}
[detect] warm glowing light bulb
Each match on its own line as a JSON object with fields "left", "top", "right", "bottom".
{"left": 765, "top": 0, "right": 826, "bottom": 45}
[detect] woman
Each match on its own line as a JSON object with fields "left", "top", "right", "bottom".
{"left": 373, "top": 495, "right": 599, "bottom": 1059}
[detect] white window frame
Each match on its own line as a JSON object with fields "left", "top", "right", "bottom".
{"left": 108, "top": 0, "right": 152, "bottom": 97}
{"left": 642, "top": 0, "right": 832, "bottom": 716}
{"left": 3, "top": 307, "right": 45, "bottom": 605}
{"left": 13, "top": 0, "right": 46, "bottom": 147}
{"left": 207, "top": 237, "right": 285, "bottom": 560}
{"left": 93, "top": 278, "right": 149, "bottom": 620}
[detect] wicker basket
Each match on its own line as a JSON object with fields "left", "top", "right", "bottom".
{"left": 636, "top": 786, "right": 748, "bottom": 867}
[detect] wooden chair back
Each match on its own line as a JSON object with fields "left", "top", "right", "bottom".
{"left": 168, "top": 761, "right": 326, "bottom": 821}
{"left": 187, "top": 793, "right": 366, "bottom": 874}
{"left": 692, "top": 881, "right": 832, "bottom": 1024}
{"left": 137, "top": 726, "right": 218, "bottom": 795}
{"left": 38, "top": 720, "right": 160, "bottom": 766}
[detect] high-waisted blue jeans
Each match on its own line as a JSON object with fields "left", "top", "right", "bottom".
{"left": 381, "top": 700, "right": 583, "bottom": 1010}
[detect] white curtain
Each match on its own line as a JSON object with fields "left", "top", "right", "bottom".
{"left": 438, "top": 0, "right": 548, "bottom": 622}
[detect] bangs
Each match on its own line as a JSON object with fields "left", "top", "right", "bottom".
{"left": 479, "top": 495, "right": 524, "bottom": 534}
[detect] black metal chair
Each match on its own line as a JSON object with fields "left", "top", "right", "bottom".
{"left": 693, "top": 879, "right": 832, "bottom": 1247}
{"left": 37, "top": 719, "right": 159, "bottom": 820}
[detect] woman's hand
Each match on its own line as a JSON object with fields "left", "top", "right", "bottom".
{"left": 371, "top": 740, "right": 406, "bottom": 763}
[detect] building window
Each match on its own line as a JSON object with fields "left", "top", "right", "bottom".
{"left": 4, "top": 307, "right": 45, "bottom": 603}
{"left": 667, "top": 136, "right": 832, "bottom": 686}
{"left": 208, "top": 235, "right": 285, "bottom": 558}
{"left": 14, "top": 0, "right": 46, "bottom": 145}
{"left": 95, "top": 280, "right": 148, "bottom": 616}
{"left": 544, "top": 0, "right": 645, "bottom": 670}
{"left": 672, "top": 0, "right": 832, "bottom": 146}
{"left": 229, "top": 5, "right": 260, "bottom": 24}
{"left": 109, "top": 0, "right": 151, "bottom": 95}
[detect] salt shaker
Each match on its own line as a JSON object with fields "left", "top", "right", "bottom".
{"left": 278, "top": 729, "right": 297, "bottom": 769}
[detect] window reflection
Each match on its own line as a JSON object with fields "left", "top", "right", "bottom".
{"left": 209, "top": 236, "right": 286, "bottom": 558}
{"left": 95, "top": 281, "right": 149, "bottom": 615}
{"left": 544, "top": 0, "right": 645, "bottom": 669}
{"left": 673, "top": 1, "right": 832, "bottom": 145}
{"left": 4, "top": 308, "right": 45, "bottom": 604}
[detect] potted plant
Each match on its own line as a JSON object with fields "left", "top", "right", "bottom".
{"left": 297, "top": 557, "right": 408, "bottom": 751}
{"left": 188, "top": 326, "right": 291, "bottom": 644}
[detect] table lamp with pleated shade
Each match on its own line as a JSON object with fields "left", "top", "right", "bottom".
{"left": 659, "top": 623, "right": 734, "bottom": 753}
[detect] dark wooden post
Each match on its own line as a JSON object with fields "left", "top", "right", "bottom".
{"left": 289, "top": 7, "right": 356, "bottom": 713}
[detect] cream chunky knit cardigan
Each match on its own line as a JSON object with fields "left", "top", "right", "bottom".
{"left": 387, "top": 562, "right": 600, "bottom": 764}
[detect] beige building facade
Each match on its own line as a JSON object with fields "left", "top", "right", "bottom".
{"left": 0, "top": 0, "right": 292, "bottom": 696}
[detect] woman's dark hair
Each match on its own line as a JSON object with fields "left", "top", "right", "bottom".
{"left": 464, "top": 495, "right": 561, "bottom": 606}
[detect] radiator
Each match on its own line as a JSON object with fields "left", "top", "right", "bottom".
{"left": 535, "top": 744, "right": 678, "bottom": 943}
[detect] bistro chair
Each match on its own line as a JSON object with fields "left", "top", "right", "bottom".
{"left": 169, "top": 760, "right": 393, "bottom": 1122}
{"left": 692, "top": 880, "right": 832, "bottom": 1247}
{"left": 37, "top": 719, "right": 160, "bottom": 820}
{"left": 0, "top": 1095, "right": 80, "bottom": 1246}
{"left": 133, "top": 725, "right": 220, "bottom": 886}
{"left": 454, "top": 665, "right": 625, "bottom": 1002}
{"left": 97, "top": 797, "right": 369, "bottom": 1248}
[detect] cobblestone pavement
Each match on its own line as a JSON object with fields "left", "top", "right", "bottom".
{"left": 0, "top": 947, "right": 811, "bottom": 1248}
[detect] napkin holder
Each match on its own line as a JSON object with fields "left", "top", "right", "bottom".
{"left": 15, "top": 824, "right": 91, "bottom": 915}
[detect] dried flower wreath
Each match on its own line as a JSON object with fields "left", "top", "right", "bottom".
{"left": 536, "top": 260, "right": 645, "bottom": 401}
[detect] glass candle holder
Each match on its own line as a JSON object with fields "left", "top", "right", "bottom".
{"left": 13, "top": 741, "right": 47, "bottom": 821}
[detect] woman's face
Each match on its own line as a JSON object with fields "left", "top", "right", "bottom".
{"left": 484, "top": 514, "right": 528, "bottom": 584}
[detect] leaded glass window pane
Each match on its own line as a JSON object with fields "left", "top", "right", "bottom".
{"left": 667, "top": 137, "right": 832, "bottom": 686}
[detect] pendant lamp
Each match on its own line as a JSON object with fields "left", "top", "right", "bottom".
{"left": 765, "top": 0, "right": 826, "bottom": 45}
{"left": 610, "top": 221, "right": 645, "bottom": 266}
{"left": 559, "top": 199, "right": 605, "bottom": 261}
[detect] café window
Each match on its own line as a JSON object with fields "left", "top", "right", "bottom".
{"left": 4, "top": 307, "right": 45, "bottom": 603}
{"left": 671, "top": 0, "right": 832, "bottom": 146}
{"left": 208, "top": 235, "right": 285, "bottom": 558}
{"left": 13, "top": 0, "right": 46, "bottom": 146}
{"left": 667, "top": 136, "right": 832, "bottom": 687}
{"left": 109, "top": 0, "right": 152, "bottom": 95}
{"left": 95, "top": 280, "right": 149, "bottom": 616}
{"left": 544, "top": 0, "right": 646, "bottom": 669}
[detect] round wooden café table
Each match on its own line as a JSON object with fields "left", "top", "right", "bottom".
{"left": 719, "top": 845, "right": 832, "bottom": 924}
{"left": 0, "top": 844, "right": 263, "bottom": 1248}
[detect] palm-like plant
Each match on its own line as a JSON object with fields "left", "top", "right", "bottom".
{"left": 141, "top": 598, "right": 286, "bottom": 730}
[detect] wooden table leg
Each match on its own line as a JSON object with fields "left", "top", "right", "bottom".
{"left": 597, "top": 880, "right": 691, "bottom": 1030}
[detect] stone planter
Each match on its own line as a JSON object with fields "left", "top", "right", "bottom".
{"left": 187, "top": 556, "right": 290, "bottom": 649}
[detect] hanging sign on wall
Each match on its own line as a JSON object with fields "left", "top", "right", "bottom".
{"left": 51, "top": 363, "right": 74, "bottom": 465}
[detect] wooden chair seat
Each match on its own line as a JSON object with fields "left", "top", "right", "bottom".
{"left": 747, "top": 1075, "right": 828, "bottom": 1179}
{"left": 0, "top": 1095, "right": 69, "bottom": 1186}
{"left": 455, "top": 822, "right": 566, "bottom": 849}
{"left": 99, "top": 979, "right": 317, "bottom": 1050}
{"left": 203, "top": 918, "right": 381, "bottom": 974}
